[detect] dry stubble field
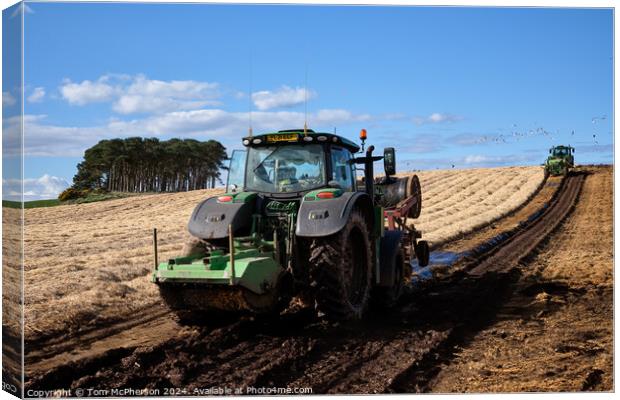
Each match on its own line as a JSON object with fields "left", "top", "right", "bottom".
{"left": 9, "top": 165, "right": 544, "bottom": 343}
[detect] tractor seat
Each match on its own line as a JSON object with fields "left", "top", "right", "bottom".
{"left": 277, "top": 166, "right": 297, "bottom": 181}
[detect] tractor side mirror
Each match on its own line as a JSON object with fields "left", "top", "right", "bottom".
{"left": 384, "top": 147, "right": 396, "bottom": 176}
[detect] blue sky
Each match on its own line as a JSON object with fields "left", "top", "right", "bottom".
{"left": 2, "top": 2, "right": 614, "bottom": 199}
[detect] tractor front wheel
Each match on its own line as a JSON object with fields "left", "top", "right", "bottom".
{"left": 309, "top": 210, "right": 373, "bottom": 320}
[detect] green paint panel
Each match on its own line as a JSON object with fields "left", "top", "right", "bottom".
{"left": 232, "top": 191, "right": 257, "bottom": 203}
{"left": 153, "top": 252, "right": 281, "bottom": 294}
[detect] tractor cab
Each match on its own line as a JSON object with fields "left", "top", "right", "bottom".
{"left": 550, "top": 145, "right": 574, "bottom": 158}
{"left": 227, "top": 129, "right": 360, "bottom": 197}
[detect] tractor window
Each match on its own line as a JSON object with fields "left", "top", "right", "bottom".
{"left": 552, "top": 148, "right": 568, "bottom": 156}
{"left": 245, "top": 144, "right": 326, "bottom": 193}
{"left": 226, "top": 150, "right": 246, "bottom": 193}
{"left": 330, "top": 146, "right": 354, "bottom": 191}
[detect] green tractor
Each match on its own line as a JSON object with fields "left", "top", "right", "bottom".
{"left": 152, "top": 129, "right": 429, "bottom": 321}
{"left": 544, "top": 145, "right": 575, "bottom": 177}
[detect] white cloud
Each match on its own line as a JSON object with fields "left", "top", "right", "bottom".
{"left": 109, "top": 108, "right": 368, "bottom": 138}
{"left": 60, "top": 77, "right": 118, "bottom": 105}
{"left": 112, "top": 75, "right": 220, "bottom": 114}
{"left": 252, "top": 86, "right": 316, "bottom": 111}
{"left": 413, "top": 113, "right": 463, "bottom": 125}
{"left": 59, "top": 74, "right": 220, "bottom": 114}
{"left": 8, "top": 108, "right": 370, "bottom": 157}
{"left": 3, "top": 91, "right": 16, "bottom": 107}
{"left": 3, "top": 114, "right": 110, "bottom": 157}
{"left": 462, "top": 154, "right": 537, "bottom": 165}
{"left": 112, "top": 95, "right": 215, "bottom": 115}
{"left": 3, "top": 175, "right": 70, "bottom": 201}
{"left": 463, "top": 155, "right": 490, "bottom": 164}
{"left": 27, "top": 87, "right": 46, "bottom": 103}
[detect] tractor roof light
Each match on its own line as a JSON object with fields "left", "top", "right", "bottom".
{"left": 252, "top": 138, "right": 262, "bottom": 144}
{"left": 303, "top": 136, "right": 314, "bottom": 142}
{"left": 360, "top": 129, "right": 367, "bottom": 140}
{"left": 317, "top": 136, "right": 328, "bottom": 142}
{"left": 243, "top": 139, "right": 250, "bottom": 146}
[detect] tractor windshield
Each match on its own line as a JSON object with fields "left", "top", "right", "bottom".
{"left": 245, "top": 144, "right": 326, "bottom": 193}
{"left": 552, "top": 148, "right": 569, "bottom": 156}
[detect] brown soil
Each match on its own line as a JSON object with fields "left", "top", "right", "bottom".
{"left": 24, "top": 167, "right": 611, "bottom": 394}
{"left": 428, "top": 166, "right": 613, "bottom": 392}
{"left": 2, "top": 206, "right": 23, "bottom": 395}
{"left": 20, "top": 167, "right": 542, "bottom": 346}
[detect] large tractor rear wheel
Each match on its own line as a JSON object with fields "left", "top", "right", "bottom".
{"left": 309, "top": 210, "right": 373, "bottom": 320}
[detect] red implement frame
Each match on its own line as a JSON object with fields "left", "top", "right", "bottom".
{"left": 384, "top": 194, "right": 419, "bottom": 232}
{"left": 383, "top": 194, "right": 422, "bottom": 273}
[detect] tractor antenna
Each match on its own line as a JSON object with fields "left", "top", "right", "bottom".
{"left": 303, "top": 64, "right": 308, "bottom": 136}
{"left": 248, "top": 52, "right": 253, "bottom": 137}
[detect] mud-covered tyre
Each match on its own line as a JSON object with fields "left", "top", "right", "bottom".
{"left": 407, "top": 175, "right": 422, "bottom": 219}
{"left": 372, "top": 249, "right": 405, "bottom": 308}
{"left": 544, "top": 167, "right": 550, "bottom": 179}
{"left": 309, "top": 209, "right": 373, "bottom": 320}
{"left": 415, "top": 240, "right": 430, "bottom": 267}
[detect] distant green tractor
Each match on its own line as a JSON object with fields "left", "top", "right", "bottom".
{"left": 544, "top": 145, "right": 575, "bottom": 177}
{"left": 151, "top": 129, "right": 429, "bottom": 321}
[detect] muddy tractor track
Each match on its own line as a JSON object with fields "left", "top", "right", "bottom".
{"left": 26, "top": 173, "right": 587, "bottom": 394}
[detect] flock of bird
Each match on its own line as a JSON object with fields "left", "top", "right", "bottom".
{"left": 472, "top": 114, "right": 607, "bottom": 146}
{"left": 402, "top": 114, "right": 610, "bottom": 170}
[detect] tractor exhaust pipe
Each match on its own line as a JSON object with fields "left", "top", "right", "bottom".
{"left": 365, "top": 145, "right": 375, "bottom": 203}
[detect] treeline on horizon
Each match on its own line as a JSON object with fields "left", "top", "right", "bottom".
{"left": 69, "top": 137, "right": 228, "bottom": 194}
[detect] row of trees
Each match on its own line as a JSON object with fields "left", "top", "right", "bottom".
{"left": 71, "top": 137, "right": 228, "bottom": 193}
